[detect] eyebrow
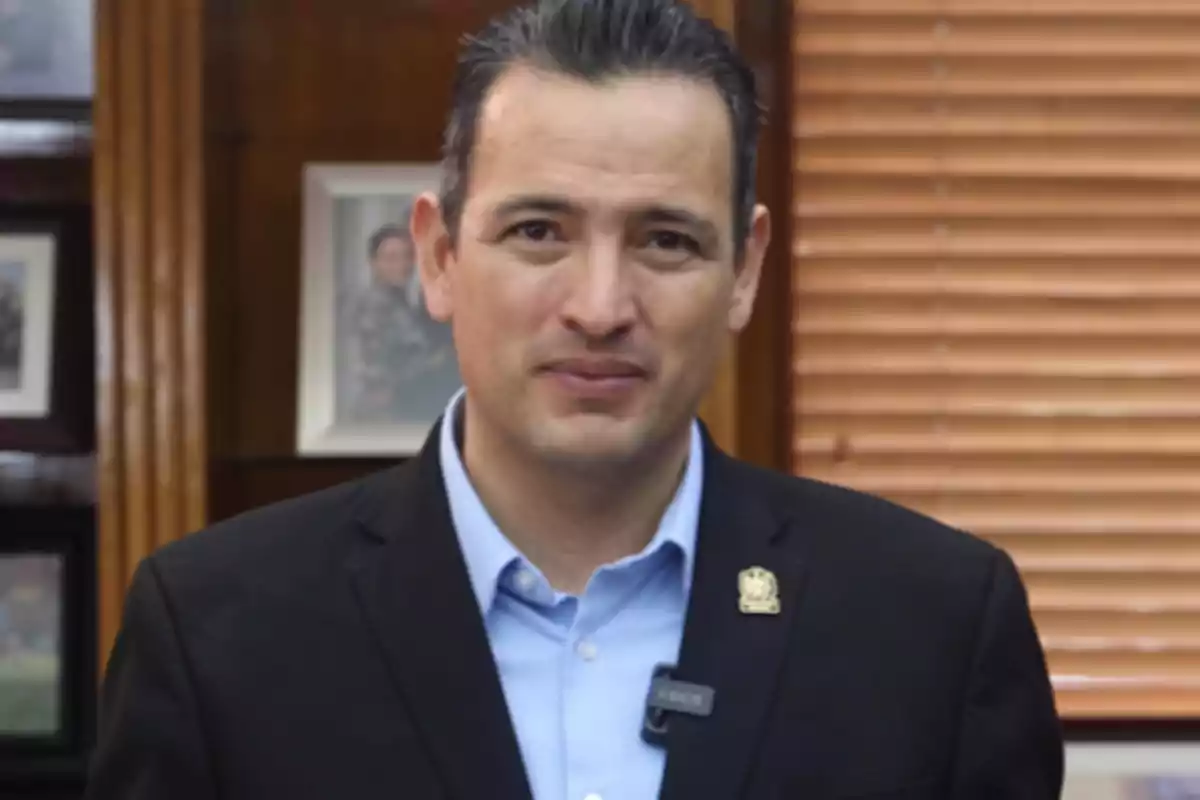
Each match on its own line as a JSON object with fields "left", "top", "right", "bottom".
{"left": 493, "top": 195, "right": 578, "bottom": 218}
{"left": 493, "top": 195, "right": 720, "bottom": 240}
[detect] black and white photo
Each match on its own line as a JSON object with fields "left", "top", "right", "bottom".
{"left": 0, "top": 233, "right": 54, "bottom": 420}
{"left": 297, "top": 163, "right": 462, "bottom": 455}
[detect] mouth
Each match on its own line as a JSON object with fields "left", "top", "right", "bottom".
{"left": 537, "top": 358, "right": 650, "bottom": 399}
{"left": 541, "top": 357, "right": 648, "bottom": 378}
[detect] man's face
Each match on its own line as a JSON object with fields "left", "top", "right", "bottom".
{"left": 414, "top": 66, "right": 769, "bottom": 467}
{"left": 371, "top": 234, "right": 414, "bottom": 286}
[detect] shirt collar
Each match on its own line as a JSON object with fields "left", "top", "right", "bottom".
{"left": 438, "top": 388, "right": 704, "bottom": 612}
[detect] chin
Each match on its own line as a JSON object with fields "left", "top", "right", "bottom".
{"left": 527, "top": 415, "right": 649, "bottom": 466}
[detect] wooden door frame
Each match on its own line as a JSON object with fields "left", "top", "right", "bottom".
{"left": 697, "top": 0, "right": 795, "bottom": 472}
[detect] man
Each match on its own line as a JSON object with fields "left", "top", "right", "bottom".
{"left": 344, "top": 221, "right": 459, "bottom": 423}
{"left": 86, "top": 0, "right": 1065, "bottom": 798}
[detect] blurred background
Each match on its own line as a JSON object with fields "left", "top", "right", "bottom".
{"left": 0, "top": 0, "right": 1197, "bottom": 796}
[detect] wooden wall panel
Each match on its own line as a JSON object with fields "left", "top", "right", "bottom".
{"left": 732, "top": 0, "right": 794, "bottom": 472}
{"left": 115, "top": 0, "right": 152, "bottom": 588}
{"left": 94, "top": 0, "right": 207, "bottom": 663}
{"left": 93, "top": 0, "right": 123, "bottom": 675}
{"left": 693, "top": 0, "right": 795, "bottom": 471}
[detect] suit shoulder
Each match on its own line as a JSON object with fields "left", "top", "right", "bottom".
{"left": 736, "top": 459, "right": 1002, "bottom": 566}
{"left": 146, "top": 463, "right": 408, "bottom": 586}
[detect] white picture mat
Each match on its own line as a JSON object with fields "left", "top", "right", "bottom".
{"left": 296, "top": 162, "right": 452, "bottom": 456}
{"left": 1062, "top": 743, "right": 1200, "bottom": 799}
{"left": 0, "top": 234, "right": 56, "bottom": 417}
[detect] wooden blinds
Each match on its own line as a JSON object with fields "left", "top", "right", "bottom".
{"left": 789, "top": 0, "right": 1200, "bottom": 718}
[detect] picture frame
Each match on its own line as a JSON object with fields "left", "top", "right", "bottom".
{"left": 0, "top": 0, "right": 93, "bottom": 111}
{"left": 297, "top": 163, "right": 462, "bottom": 457}
{"left": 0, "top": 505, "right": 95, "bottom": 786}
{"left": 0, "top": 207, "right": 93, "bottom": 454}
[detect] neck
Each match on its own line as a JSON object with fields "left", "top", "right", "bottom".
{"left": 460, "top": 402, "right": 692, "bottom": 595}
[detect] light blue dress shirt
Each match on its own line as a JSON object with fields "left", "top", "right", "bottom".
{"left": 438, "top": 389, "right": 704, "bottom": 800}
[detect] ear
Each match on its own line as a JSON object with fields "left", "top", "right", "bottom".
{"left": 410, "top": 191, "right": 456, "bottom": 323}
{"left": 728, "top": 204, "right": 771, "bottom": 333}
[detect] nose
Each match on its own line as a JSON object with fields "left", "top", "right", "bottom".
{"left": 560, "top": 242, "right": 636, "bottom": 341}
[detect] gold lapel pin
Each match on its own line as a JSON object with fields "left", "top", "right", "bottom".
{"left": 738, "top": 566, "right": 780, "bottom": 615}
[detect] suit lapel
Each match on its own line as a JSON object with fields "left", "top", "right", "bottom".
{"left": 659, "top": 441, "right": 811, "bottom": 800}
{"left": 345, "top": 423, "right": 533, "bottom": 800}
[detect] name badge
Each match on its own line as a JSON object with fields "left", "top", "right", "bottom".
{"left": 648, "top": 676, "right": 715, "bottom": 717}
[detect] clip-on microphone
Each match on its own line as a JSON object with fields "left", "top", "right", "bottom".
{"left": 641, "top": 663, "right": 716, "bottom": 748}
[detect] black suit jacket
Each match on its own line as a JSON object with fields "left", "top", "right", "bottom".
{"left": 85, "top": 423, "right": 1064, "bottom": 799}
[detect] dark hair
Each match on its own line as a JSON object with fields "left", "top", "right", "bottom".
{"left": 367, "top": 223, "right": 410, "bottom": 259}
{"left": 439, "top": 0, "right": 763, "bottom": 256}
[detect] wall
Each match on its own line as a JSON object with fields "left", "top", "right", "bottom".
{"left": 0, "top": 131, "right": 96, "bottom": 796}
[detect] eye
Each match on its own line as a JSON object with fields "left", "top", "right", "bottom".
{"left": 645, "top": 230, "right": 701, "bottom": 254}
{"left": 504, "top": 219, "right": 562, "bottom": 243}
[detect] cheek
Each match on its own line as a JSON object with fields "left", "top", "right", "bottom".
{"left": 640, "top": 275, "right": 731, "bottom": 361}
{"left": 452, "top": 257, "right": 559, "bottom": 362}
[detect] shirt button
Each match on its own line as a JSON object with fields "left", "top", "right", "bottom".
{"left": 513, "top": 569, "right": 537, "bottom": 593}
{"left": 576, "top": 639, "right": 598, "bottom": 661}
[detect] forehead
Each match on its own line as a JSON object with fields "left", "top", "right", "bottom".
{"left": 467, "top": 66, "right": 735, "bottom": 220}
{"left": 375, "top": 235, "right": 409, "bottom": 251}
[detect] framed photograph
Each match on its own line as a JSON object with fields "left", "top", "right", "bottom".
{"left": 0, "top": 209, "right": 93, "bottom": 453}
{"left": 0, "top": 505, "right": 95, "bottom": 784}
{"left": 0, "top": 0, "right": 93, "bottom": 104}
{"left": 297, "top": 163, "right": 462, "bottom": 456}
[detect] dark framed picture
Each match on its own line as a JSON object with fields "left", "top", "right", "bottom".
{"left": 297, "top": 163, "right": 462, "bottom": 456}
{"left": 0, "top": 505, "right": 95, "bottom": 784}
{"left": 0, "top": 206, "right": 93, "bottom": 453}
{"left": 0, "top": 0, "right": 93, "bottom": 111}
